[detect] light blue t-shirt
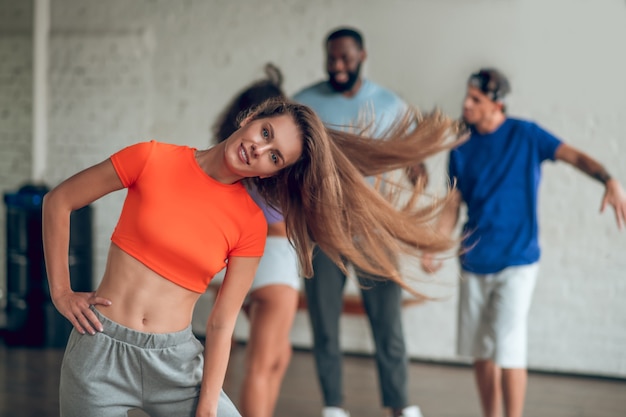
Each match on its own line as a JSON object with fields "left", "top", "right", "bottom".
{"left": 448, "top": 118, "right": 563, "bottom": 274}
{"left": 293, "top": 79, "right": 406, "bottom": 137}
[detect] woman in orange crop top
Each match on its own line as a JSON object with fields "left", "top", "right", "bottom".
{"left": 43, "top": 96, "right": 465, "bottom": 417}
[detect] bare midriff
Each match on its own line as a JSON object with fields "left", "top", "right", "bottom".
{"left": 94, "top": 243, "right": 202, "bottom": 333}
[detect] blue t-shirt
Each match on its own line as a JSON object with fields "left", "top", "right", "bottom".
{"left": 448, "top": 118, "right": 563, "bottom": 274}
{"left": 293, "top": 79, "right": 406, "bottom": 137}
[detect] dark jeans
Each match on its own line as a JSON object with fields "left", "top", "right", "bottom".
{"left": 304, "top": 248, "right": 409, "bottom": 408}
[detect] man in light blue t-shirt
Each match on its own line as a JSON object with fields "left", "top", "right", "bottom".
{"left": 294, "top": 27, "right": 424, "bottom": 417}
{"left": 423, "top": 68, "right": 626, "bottom": 417}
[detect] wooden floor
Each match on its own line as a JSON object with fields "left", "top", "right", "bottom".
{"left": 1, "top": 339, "right": 625, "bottom": 417}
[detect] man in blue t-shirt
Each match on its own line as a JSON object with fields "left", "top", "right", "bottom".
{"left": 294, "top": 27, "right": 424, "bottom": 417}
{"left": 423, "top": 68, "right": 626, "bottom": 417}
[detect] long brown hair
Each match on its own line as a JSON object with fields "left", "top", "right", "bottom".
{"left": 244, "top": 99, "right": 465, "bottom": 299}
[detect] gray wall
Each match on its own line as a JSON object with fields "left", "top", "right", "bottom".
{"left": 1, "top": 0, "right": 624, "bottom": 378}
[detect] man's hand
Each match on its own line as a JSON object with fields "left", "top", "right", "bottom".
{"left": 406, "top": 162, "right": 429, "bottom": 187}
{"left": 601, "top": 179, "right": 626, "bottom": 230}
{"left": 421, "top": 253, "right": 443, "bottom": 274}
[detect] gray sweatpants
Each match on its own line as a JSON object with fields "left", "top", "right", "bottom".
{"left": 59, "top": 306, "right": 240, "bottom": 417}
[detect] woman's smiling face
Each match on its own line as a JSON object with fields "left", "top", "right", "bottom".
{"left": 224, "top": 114, "right": 303, "bottom": 179}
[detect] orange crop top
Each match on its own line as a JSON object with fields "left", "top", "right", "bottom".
{"left": 110, "top": 140, "right": 267, "bottom": 293}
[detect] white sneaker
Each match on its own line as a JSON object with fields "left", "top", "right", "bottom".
{"left": 397, "top": 405, "right": 423, "bottom": 417}
{"left": 392, "top": 405, "right": 424, "bottom": 417}
{"left": 323, "top": 407, "right": 350, "bottom": 417}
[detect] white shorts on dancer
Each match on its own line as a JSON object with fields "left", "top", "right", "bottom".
{"left": 250, "top": 236, "right": 302, "bottom": 292}
{"left": 457, "top": 263, "right": 539, "bottom": 368}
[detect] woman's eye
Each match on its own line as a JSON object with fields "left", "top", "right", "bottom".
{"left": 262, "top": 128, "right": 269, "bottom": 139}
{"left": 270, "top": 153, "right": 278, "bottom": 164}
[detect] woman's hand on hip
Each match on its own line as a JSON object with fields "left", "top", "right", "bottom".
{"left": 52, "top": 290, "right": 112, "bottom": 335}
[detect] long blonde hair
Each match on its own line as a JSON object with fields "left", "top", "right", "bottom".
{"left": 244, "top": 99, "right": 465, "bottom": 299}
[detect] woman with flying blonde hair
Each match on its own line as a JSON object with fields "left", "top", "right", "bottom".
{"left": 43, "top": 92, "right": 463, "bottom": 417}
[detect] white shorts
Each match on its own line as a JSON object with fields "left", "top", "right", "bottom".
{"left": 457, "top": 263, "right": 538, "bottom": 368}
{"left": 250, "top": 236, "right": 302, "bottom": 292}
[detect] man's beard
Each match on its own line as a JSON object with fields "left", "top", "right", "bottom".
{"left": 328, "top": 64, "right": 361, "bottom": 93}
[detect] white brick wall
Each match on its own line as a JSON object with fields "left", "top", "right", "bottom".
{"left": 1, "top": 0, "right": 624, "bottom": 377}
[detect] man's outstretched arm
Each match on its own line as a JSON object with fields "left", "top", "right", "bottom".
{"left": 555, "top": 143, "right": 626, "bottom": 229}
